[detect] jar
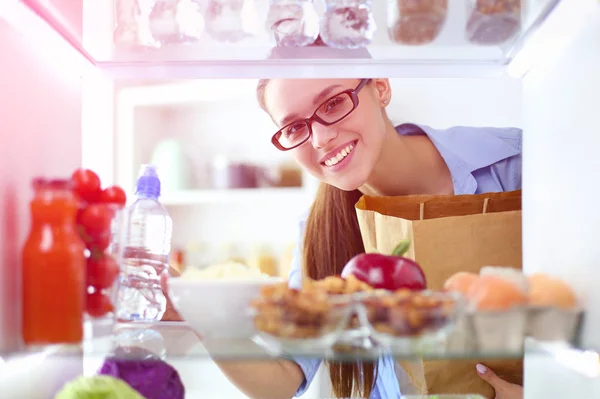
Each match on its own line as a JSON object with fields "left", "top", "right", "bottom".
{"left": 320, "top": 0, "right": 377, "bottom": 49}
{"left": 21, "top": 178, "right": 86, "bottom": 345}
{"left": 205, "top": 0, "right": 255, "bottom": 42}
{"left": 113, "top": 0, "right": 141, "bottom": 48}
{"left": 387, "top": 0, "right": 448, "bottom": 45}
{"left": 466, "top": 0, "right": 522, "bottom": 45}
{"left": 266, "top": 0, "right": 320, "bottom": 47}
{"left": 147, "top": 0, "right": 204, "bottom": 46}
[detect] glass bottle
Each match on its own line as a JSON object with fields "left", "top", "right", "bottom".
{"left": 266, "top": 0, "right": 320, "bottom": 47}
{"left": 21, "top": 178, "right": 86, "bottom": 345}
{"left": 320, "top": 0, "right": 376, "bottom": 49}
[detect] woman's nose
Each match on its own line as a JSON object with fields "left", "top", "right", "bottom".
{"left": 311, "top": 123, "right": 337, "bottom": 149}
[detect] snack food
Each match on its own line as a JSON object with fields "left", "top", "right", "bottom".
{"left": 363, "top": 290, "right": 460, "bottom": 337}
{"left": 388, "top": 0, "right": 448, "bottom": 45}
{"left": 250, "top": 276, "right": 370, "bottom": 340}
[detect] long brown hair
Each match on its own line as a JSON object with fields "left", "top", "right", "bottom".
{"left": 305, "top": 183, "right": 378, "bottom": 398}
{"left": 257, "top": 79, "right": 378, "bottom": 398}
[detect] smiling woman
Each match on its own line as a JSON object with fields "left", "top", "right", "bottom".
{"left": 249, "top": 77, "right": 524, "bottom": 399}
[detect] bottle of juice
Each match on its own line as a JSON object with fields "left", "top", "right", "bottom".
{"left": 22, "top": 178, "right": 86, "bottom": 345}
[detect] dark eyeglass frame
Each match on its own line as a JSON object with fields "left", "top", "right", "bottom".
{"left": 271, "top": 78, "right": 372, "bottom": 151}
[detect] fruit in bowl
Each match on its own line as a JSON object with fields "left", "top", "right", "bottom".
{"left": 167, "top": 262, "right": 284, "bottom": 340}
{"left": 341, "top": 239, "right": 427, "bottom": 291}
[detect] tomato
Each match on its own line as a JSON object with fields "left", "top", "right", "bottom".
{"left": 78, "top": 204, "right": 114, "bottom": 237}
{"left": 86, "top": 291, "right": 114, "bottom": 318}
{"left": 99, "top": 186, "right": 127, "bottom": 208}
{"left": 87, "top": 253, "right": 120, "bottom": 290}
{"left": 71, "top": 169, "right": 102, "bottom": 204}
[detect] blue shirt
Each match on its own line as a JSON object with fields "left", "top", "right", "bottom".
{"left": 290, "top": 124, "right": 523, "bottom": 399}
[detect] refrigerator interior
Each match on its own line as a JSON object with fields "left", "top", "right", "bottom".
{"left": 1, "top": 0, "right": 599, "bottom": 398}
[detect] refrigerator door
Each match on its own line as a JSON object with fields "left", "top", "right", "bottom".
{"left": 522, "top": 1, "right": 600, "bottom": 397}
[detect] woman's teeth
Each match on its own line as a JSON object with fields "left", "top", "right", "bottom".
{"left": 324, "top": 143, "right": 354, "bottom": 167}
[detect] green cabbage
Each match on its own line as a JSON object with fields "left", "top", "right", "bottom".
{"left": 54, "top": 375, "right": 145, "bottom": 399}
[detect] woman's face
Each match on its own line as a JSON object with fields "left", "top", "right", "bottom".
{"left": 264, "top": 78, "right": 392, "bottom": 191}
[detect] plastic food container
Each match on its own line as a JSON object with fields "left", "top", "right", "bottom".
{"left": 466, "top": 0, "right": 522, "bottom": 45}
{"left": 527, "top": 306, "right": 583, "bottom": 343}
{"left": 471, "top": 307, "right": 527, "bottom": 353}
{"left": 359, "top": 290, "right": 462, "bottom": 352}
{"left": 387, "top": 0, "right": 448, "bottom": 45}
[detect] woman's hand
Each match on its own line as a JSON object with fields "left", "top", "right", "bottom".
{"left": 160, "top": 267, "right": 184, "bottom": 322}
{"left": 476, "top": 364, "right": 524, "bottom": 399}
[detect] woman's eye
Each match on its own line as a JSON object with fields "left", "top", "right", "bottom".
{"left": 324, "top": 96, "right": 344, "bottom": 112}
{"left": 285, "top": 123, "right": 306, "bottom": 136}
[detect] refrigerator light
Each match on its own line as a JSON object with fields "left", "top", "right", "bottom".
{"left": 508, "top": 0, "right": 598, "bottom": 78}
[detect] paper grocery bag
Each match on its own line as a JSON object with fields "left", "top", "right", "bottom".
{"left": 355, "top": 190, "right": 523, "bottom": 398}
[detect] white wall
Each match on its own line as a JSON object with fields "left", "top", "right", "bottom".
{"left": 0, "top": 18, "right": 83, "bottom": 352}
{"left": 123, "top": 77, "right": 522, "bottom": 265}
{"left": 522, "top": 3, "right": 600, "bottom": 398}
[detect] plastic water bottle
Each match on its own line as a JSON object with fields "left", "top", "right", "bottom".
{"left": 116, "top": 164, "right": 173, "bottom": 322}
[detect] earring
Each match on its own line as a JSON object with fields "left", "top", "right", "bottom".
{"left": 383, "top": 100, "right": 388, "bottom": 105}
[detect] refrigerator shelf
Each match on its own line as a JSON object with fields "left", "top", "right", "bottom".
{"left": 17, "top": 0, "right": 561, "bottom": 79}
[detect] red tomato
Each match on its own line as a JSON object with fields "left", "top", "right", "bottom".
{"left": 99, "top": 186, "right": 127, "bottom": 207}
{"left": 84, "top": 234, "right": 111, "bottom": 252}
{"left": 86, "top": 291, "right": 114, "bottom": 318}
{"left": 71, "top": 169, "right": 102, "bottom": 204}
{"left": 87, "top": 253, "right": 120, "bottom": 290}
{"left": 78, "top": 204, "right": 114, "bottom": 237}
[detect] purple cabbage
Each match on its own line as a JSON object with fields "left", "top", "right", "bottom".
{"left": 98, "top": 351, "right": 184, "bottom": 399}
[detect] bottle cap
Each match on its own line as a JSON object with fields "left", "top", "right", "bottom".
{"left": 136, "top": 164, "right": 161, "bottom": 198}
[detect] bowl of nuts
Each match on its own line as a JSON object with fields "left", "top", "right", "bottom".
{"left": 249, "top": 275, "right": 374, "bottom": 354}
{"left": 358, "top": 290, "right": 463, "bottom": 354}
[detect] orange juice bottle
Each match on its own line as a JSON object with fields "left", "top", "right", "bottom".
{"left": 22, "top": 178, "right": 86, "bottom": 345}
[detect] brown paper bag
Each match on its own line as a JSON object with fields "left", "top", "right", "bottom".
{"left": 355, "top": 190, "right": 523, "bottom": 398}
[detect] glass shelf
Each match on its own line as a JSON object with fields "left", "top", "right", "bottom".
{"left": 21, "top": 0, "right": 561, "bottom": 79}
{"left": 1, "top": 321, "right": 589, "bottom": 362}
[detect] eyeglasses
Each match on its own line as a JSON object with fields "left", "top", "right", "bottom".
{"left": 271, "top": 79, "right": 372, "bottom": 151}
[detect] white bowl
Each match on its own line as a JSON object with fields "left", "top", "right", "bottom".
{"left": 168, "top": 276, "right": 284, "bottom": 340}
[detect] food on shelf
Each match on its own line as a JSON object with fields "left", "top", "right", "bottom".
{"left": 98, "top": 355, "right": 185, "bottom": 399}
{"left": 250, "top": 276, "right": 370, "bottom": 339}
{"left": 363, "top": 289, "right": 460, "bottom": 337}
{"left": 527, "top": 273, "right": 581, "bottom": 342}
{"left": 341, "top": 239, "right": 427, "bottom": 291}
{"left": 480, "top": 266, "right": 529, "bottom": 294}
{"left": 180, "top": 261, "right": 272, "bottom": 280}
{"left": 466, "top": 275, "right": 527, "bottom": 311}
{"left": 54, "top": 375, "right": 144, "bottom": 399}
{"left": 70, "top": 168, "right": 127, "bottom": 319}
{"left": 528, "top": 273, "right": 577, "bottom": 309}
{"left": 388, "top": 0, "right": 448, "bottom": 45}
{"left": 443, "top": 271, "right": 479, "bottom": 296}
{"left": 466, "top": 0, "right": 522, "bottom": 45}
{"left": 71, "top": 168, "right": 102, "bottom": 203}
{"left": 22, "top": 178, "right": 87, "bottom": 345}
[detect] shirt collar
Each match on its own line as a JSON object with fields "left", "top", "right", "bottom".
{"left": 395, "top": 123, "right": 520, "bottom": 194}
